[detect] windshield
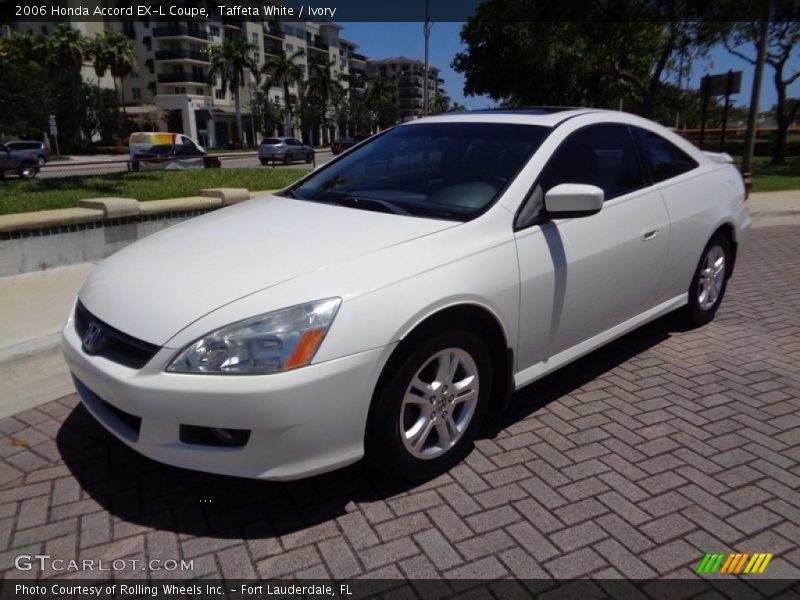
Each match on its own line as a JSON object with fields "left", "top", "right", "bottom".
{"left": 284, "top": 122, "right": 550, "bottom": 220}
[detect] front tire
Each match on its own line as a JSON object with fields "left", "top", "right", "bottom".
{"left": 682, "top": 233, "right": 732, "bottom": 327}
{"left": 18, "top": 163, "right": 38, "bottom": 179}
{"left": 366, "top": 331, "right": 492, "bottom": 481}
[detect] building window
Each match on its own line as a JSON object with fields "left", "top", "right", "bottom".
{"left": 130, "top": 71, "right": 139, "bottom": 78}
{"left": 174, "top": 87, "right": 186, "bottom": 94}
{"left": 132, "top": 88, "right": 141, "bottom": 100}
{"left": 285, "top": 43, "right": 293, "bottom": 53}
{"left": 215, "top": 89, "right": 225, "bottom": 100}
{"left": 252, "top": 33, "right": 259, "bottom": 45}
{"left": 143, "top": 17, "right": 149, "bottom": 28}
{"left": 195, "top": 87, "right": 203, "bottom": 95}
{"left": 209, "top": 25, "right": 220, "bottom": 37}
{"left": 254, "top": 52, "right": 260, "bottom": 63}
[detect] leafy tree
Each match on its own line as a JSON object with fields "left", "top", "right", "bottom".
{"left": 208, "top": 37, "right": 256, "bottom": 144}
{"left": 723, "top": 2, "right": 800, "bottom": 164}
{"left": 0, "top": 31, "right": 50, "bottom": 140}
{"left": 452, "top": 0, "right": 728, "bottom": 117}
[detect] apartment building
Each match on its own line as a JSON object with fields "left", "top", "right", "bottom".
{"left": 5, "top": 15, "right": 445, "bottom": 146}
{"left": 367, "top": 56, "right": 444, "bottom": 121}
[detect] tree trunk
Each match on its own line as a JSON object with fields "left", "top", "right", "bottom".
{"left": 772, "top": 67, "right": 787, "bottom": 165}
{"left": 120, "top": 75, "right": 127, "bottom": 115}
{"left": 234, "top": 87, "right": 243, "bottom": 145}
{"left": 642, "top": 26, "right": 677, "bottom": 117}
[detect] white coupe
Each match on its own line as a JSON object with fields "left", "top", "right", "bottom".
{"left": 62, "top": 109, "right": 751, "bottom": 481}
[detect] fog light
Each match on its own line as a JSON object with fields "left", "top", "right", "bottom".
{"left": 180, "top": 424, "right": 251, "bottom": 448}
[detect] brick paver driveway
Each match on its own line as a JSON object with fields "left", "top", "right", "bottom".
{"left": 0, "top": 225, "right": 798, "bottom": 583}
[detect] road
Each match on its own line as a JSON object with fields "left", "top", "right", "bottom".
{"left": 36, "top": 150, "right": 335, "bottom": 179}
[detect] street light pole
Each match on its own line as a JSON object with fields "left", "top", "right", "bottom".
{"left": 423, "top": 0, "right": 431, "bottom": 117}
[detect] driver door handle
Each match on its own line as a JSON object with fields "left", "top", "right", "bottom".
{"left": 641, "top": 227, "right": 659, "bottom": 241}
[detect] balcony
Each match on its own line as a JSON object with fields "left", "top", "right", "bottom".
{"left": 307, "top": 54, "right": 329, "bottom": 67}
{"left": 398, "top": 77, "right": 422, "bottom": 88}
{"left": 308, "top": 39, "right": 329, "bottom": 52}
{"left": 153, "top": 26, "right": 209, "bottom": 41}
{"left": 157, "top": 73, "right": 209, "bottom": 84}
{"left": 398, "top": 91, "right": 422, "bottom": 99}
{"left": 155, "top": 49, "right": 210, "bottom": 63}
{"left": 351, "top": 53, "right": 367, "bottom": 62}
{"left": 264, "top": 23, "right": 284, "bottom": 38}
{"left": 265, "top": 45, "right": 284, "bottom": 57}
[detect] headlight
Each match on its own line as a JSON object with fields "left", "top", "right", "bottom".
{"left": 167, "top": 298, "right": 341, "bottom": 375}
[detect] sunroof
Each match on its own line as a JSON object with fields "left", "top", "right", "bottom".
{"left": 465, "top": 107, "right": 581, "bottom": 115}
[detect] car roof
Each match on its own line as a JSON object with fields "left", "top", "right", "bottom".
{"left": 405, "top": 107, "right": 605, "bottom": 128}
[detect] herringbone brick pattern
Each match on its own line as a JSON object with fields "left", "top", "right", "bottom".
{"left": 0, "top": 226, "right": 798, "bottom": 581}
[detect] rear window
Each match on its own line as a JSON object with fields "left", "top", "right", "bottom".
{"left": 261, "top": 138, "right": 281, "bottom": 145}
{"left": 634, "top": 127, "right": 698, "bottom": 183}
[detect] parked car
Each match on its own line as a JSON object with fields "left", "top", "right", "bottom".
{"left": 130, "top": 144, "right": 221, "bottom": 171}
{"left": 331, "top": 137, "right": 356, "bottom": 155}
{"left": 0, "top": 143, "right": 41, "bottom": 178}
{"left": 258, "top": 137, "right": 314, "bottom": 165}
{"left": 4, "top": 140, "right": 50, "bottom": 165}
{"left": 63, "top": 109, "right": 750, "bottom": 482}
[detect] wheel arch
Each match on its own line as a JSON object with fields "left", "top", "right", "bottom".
{"left": 713, "top": 222, "right": 738, "bottom": 275}
{"left": 370, "top": 303, "right": 514, "bottom": 419}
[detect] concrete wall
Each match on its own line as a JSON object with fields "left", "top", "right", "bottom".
{"left": 0, "top": 214, "right": 196, "bottom": 277}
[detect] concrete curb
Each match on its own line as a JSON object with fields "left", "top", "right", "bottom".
{"left": 0, "top": 189, "right": 278, "bottom": 235}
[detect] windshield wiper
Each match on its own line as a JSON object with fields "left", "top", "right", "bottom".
{"left": 326, "top": 193, "right": 409, "bottom": 216}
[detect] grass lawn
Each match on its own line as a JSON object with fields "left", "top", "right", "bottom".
{"left": 0, "top": 168, "right": 308, "bottom": 215}
{"left": 741, "top": 156, "right": 800, "bottom": 193}
{"left": 1, "top": 156, "right": 798, "bottom": 216}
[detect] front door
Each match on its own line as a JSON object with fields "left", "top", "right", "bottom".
{"left": 514, "top": 124, "right": 670, "bottom": 377}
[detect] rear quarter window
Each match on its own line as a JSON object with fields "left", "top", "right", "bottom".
{"left": 634, "top": 127, "right": 699, "bottom": 183}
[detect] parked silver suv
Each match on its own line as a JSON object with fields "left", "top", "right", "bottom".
{"left": 258, "top": 137, "right": 314, "bottom": 165}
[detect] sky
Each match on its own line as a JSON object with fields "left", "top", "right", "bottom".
{"left": 339, "top": 22, "right": 800, "bottom": 113}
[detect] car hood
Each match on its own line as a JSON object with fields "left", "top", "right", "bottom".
{"left": 78, "top": 195, "right": 457, "bottom": 346}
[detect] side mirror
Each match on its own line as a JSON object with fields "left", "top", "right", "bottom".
{"left": 544, "top": 183, "right": 604, "bottom": 218}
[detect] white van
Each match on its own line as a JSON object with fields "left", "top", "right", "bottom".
{"left": 128, "top": 132, "right": 205, "bottom": 157}
{"left": 128, "top": 132, "right": 215, "bottom": 171}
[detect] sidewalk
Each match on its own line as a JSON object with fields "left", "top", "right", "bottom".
{"left": 0, "top": 190, "right": 798, "bottom": 418}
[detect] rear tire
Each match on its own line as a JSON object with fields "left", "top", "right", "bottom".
{"left": 259, "top": 158, "right": 268, "bottom": 166}
{"left": 366, "top": 330, "right": 492, "bottom": 481}
{"left": 681, "top": 232, "right": 732, "bottom": 327}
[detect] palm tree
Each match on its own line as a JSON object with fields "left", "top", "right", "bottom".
{"left": 104, "top": 31, "right": 136, "bottom": 115}
{"left": 208, "top": 37, "right": 256, "bottom": 144}
{"left": 307, "top": 61, "right": 342, "bottom": 143}
{"left": 365, "top": 74, "right": 398, "bottom": 130}
{"left": 85, "top": 34, "right": 111, "bottom": 92}
{"left": 264, "top": 49, "right": 306, "bottom": 135}
{"left": 46, "top": 24, "right": 85, "bottom": 73}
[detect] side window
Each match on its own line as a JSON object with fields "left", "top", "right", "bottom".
{"left": 634, "top": 127, "right": 698, "bottom": 183}
{"left": 539, "top": 124, "right": 646, "bottom": 201}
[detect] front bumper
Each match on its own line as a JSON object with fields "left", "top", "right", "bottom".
{"left": 62, "top": 314, "right": 395, "bottom": 480}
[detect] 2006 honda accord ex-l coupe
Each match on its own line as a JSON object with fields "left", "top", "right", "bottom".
{"left": 62, "top": 109, "right": 751, "bottom": 481}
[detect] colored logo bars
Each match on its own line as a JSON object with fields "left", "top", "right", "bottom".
{"left": 696, "top": 552, "right": 773, "bottom": 575}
